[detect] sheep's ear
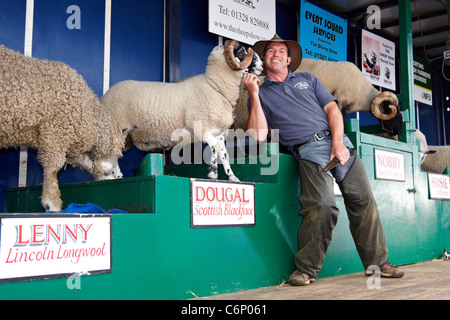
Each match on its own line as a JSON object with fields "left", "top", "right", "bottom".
{"left": 122, "top": 127, "right": 130, "bottom": 135}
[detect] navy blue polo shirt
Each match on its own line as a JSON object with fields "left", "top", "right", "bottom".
{"left": 255, "top": 71, "right": 337, "bottom": 147}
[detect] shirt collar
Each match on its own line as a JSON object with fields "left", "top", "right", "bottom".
{"left": 264, "top": 70, "right": 295, "bottom": 84}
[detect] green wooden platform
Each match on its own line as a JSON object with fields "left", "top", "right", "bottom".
{"left": 1, "top": 120, "right": 449, "bottom": 299}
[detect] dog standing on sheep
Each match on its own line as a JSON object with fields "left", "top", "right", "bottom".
{"left": 101, "top": 40, "right": 263, "bottom": 182}
{"left": 0, "top": 45, "right": 126, "bottom": 212}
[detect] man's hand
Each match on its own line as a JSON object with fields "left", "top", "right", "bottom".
{"left": 243, "top": 73, "right": 260, "bottom": 95}
{"left": 330, "top": 143, "right": 350, "bottom": 166}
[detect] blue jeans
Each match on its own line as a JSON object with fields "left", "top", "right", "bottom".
{"left": 296, "top": 134, "right": 355, "bottom": 183}
{"left": 294, "top": 137, "right": 389, "bottom": 278}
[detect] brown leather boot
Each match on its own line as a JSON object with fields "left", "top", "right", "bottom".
{"left": 365, "top": 261, "right": 404, "bottom": 278}
{"left": 288, "top": 270, "right": 316, "bottom": 286}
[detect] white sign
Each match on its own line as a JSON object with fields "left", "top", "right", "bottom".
{"left": 428, "top": 173, "right": 450, "bottom": 200}
{"left": 374, "top": 149, "right": 405, "bottom": 181}
{"left": 191, "top": 179, "right": 255, "bottom": 227}
{"left": 208, "top": 0, "right": 275, "bottom": 45}
{"left": 414, "top": 84, "right": 432, "bottom": 106}
{"left": 0, "top": 214, "right": 112, "bottom": 282}
{"left": 413, "top": 56, "right": 432, "bottom": 106}
{"left": 361, "top": 29, "right": 396, "bottom": 91}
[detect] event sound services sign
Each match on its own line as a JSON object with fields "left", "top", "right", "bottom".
{"left": 299, "top": 0, "right": 347, "bottom": 61}
{"left": 209, "top": 0, "right": 275, "bottom": 45}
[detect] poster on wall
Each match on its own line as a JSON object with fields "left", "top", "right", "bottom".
{"left": 299, "top": 0, "right": 347, "bottom": 61}
{"left": 208, "top": 0, "right": 276, "bottom": 45}
{"left": 191, "top": 179, "right": 255, "bottom": 228}
{"left": 0, "top": 214, "right": 112, "bottom": 283}
{"left": 361, "top": 29, "right": 396, "bottom": 90}
{"left": 413, "top": 55, "right": 432, "bottom": 106}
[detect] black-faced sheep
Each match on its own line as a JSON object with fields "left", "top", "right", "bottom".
{"left": 233, "top": 58, "right": 402, "bottom": 136}
{"left": 0, "top": 45, "right": 126, "bottom": 212}
{"left": 100, "top": 40, "right": 263, "bottom": 182}
{"left": 416, "top": 129, "right": 450, "bottom": 174}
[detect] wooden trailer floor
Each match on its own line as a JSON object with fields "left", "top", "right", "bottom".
{"left": 199, "top": 260, "right": 450, "bottom": 300}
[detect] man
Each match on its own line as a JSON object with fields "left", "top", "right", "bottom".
{"left": 244, "top": 34, "right": 404, "bottom": 286}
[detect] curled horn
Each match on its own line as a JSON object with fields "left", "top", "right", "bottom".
{"left": 224, "top": 40, "right": 253, "bottom": 70}
{"left": 370, "top": 91, "right": 398, "bottom": 121}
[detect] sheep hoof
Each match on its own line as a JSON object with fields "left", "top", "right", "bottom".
{"left": 228, "top": 175, "right": 240, "bottom": 182}
{"left": 207, "top": 171, "right": 218, "bottom": 180}
{"left": 99, "top": 175, "right": 116, "bottom": 181}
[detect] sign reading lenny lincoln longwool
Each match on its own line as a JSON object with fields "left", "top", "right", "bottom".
{"left": 191, "top": 179, "right": 255, "bottom": 228}
{"left": 0, "top": 214, "right": 112, "bottom": 282}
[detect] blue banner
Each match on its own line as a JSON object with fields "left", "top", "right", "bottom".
{"left": 299, "top": 0, "right": 347, "bottom": 61}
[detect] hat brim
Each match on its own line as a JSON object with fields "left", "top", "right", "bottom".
{"left": 253, "top": 37, "right": 302, "bottom": 72}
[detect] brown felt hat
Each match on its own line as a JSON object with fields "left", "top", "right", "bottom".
{"left": 252, "top": 34, "right": 302, "bottom": 72}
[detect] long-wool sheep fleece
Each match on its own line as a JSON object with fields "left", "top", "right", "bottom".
{"left": 0, "top": 45, "right": 124, "bottom": 211}
{"left": 0, "top": 45, "right": 122, "bottom": 160}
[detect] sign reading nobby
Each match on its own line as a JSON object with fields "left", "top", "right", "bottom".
{"left": 374, "top": 149, "right": 405, "bottom": 182}
{"left": 0, "top": 214, "right": 112, "bottom": 283}
{"left": 191, "top": 179, "right": 255, "bottom": 228}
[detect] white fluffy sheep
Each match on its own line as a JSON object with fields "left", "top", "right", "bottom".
{"left": 416, "top": 129, "right": 450, "bottom": 174}
{"left": 234, "top": 58, "right": 401, "bottom": 135}
{"left": 0, "top": 45, "right": 126, "bottom": 212}
{"left": 100, "top": 40, "right": 263, "bottom": 182}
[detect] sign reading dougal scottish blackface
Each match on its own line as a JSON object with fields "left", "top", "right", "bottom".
{"left": 208, "top": 0, "right": 275, "bottom": 45}
{"left": 191, "top": 179, "right": 255, "bottom": 228}
{"left": 0, "top": 214, "right": 112, "bottom": 282}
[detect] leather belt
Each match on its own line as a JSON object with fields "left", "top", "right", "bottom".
{"left": 294, "top": 130, "right": 331, "bottom": 150}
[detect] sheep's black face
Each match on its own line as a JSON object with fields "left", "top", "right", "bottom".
{"left": 235, "top": 45, "right": 263, "bottom": 75}
{"left": 379, "top": 104, "right": 403, "bottom": 136}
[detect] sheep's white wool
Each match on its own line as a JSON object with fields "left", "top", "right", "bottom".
{"left": 416, "top": 130, "right": 450, "bottom": 174}
{"left": 101, "top": 161, "right": 113, "bottom": 173}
